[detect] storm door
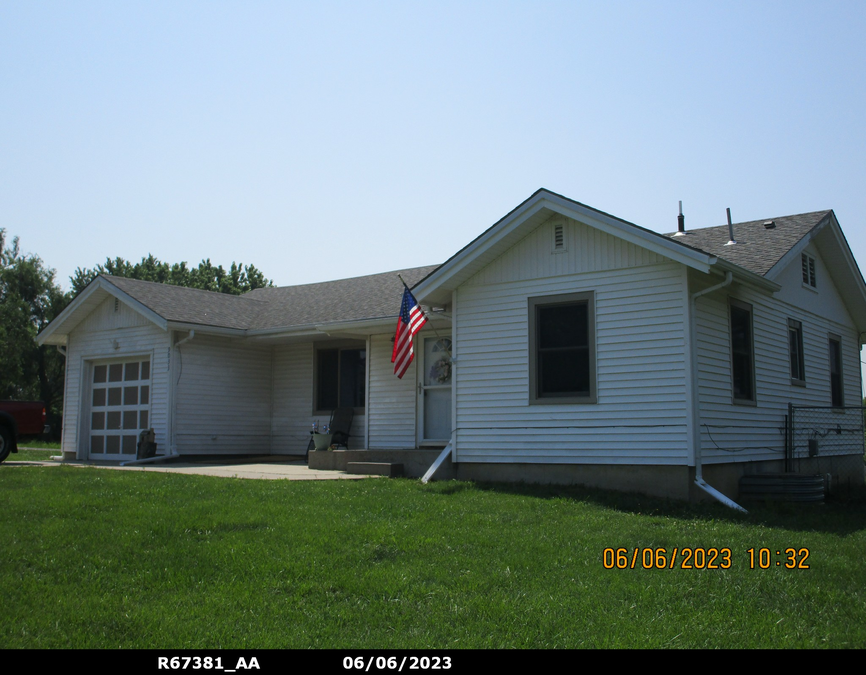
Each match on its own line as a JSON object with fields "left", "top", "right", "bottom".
{"left": 418, "top": 336, "right": 452, "bottom": 445}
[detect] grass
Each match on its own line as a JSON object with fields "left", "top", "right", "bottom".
{"left": 10, "top": 446, "right": 59, "bottom": 461}
{"left": 13, "top": 439, "right": 62, "bottom": 462}
{"left": 16, "top": 439, "right": 61, "bottom": 449}
{"left": 1, "top": 466, "right": 865, "bottom": 649}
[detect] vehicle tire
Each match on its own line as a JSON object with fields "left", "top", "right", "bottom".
{"left": 0, "top": 425, "right": 12, "bottom": 463}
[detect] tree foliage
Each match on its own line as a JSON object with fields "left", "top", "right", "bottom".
{"left": 0, "top": 229, "right": 68, "bottom": 423}
{"left": 71, "top": 254, "right": 273, "bottom": 295}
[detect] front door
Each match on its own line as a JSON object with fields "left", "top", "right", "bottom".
{"left": 418, "top": 336, "right": 452, "bottom": 445}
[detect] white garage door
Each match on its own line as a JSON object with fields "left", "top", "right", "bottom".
{"left": 89, "top": 358, "right": 151, "bottom": 460}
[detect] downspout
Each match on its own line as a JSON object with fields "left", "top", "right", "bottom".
{"left": 55, "top": 345, "right": 68, "bottom": 460}
{"left": 689, "top": 272, "right": 748, "bottom": 513}
{"left": 169, "top": 329, "right": 196, "bottom": 454}
{"left": 122, "top": 330, "right": 195, "bottom": 466}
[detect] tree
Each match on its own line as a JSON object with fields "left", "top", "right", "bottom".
{"left": 0, "top": 229, "right": 68, "bottom": 426}
{"left": 71, "top": 254, "right": 273, "bottom": 295}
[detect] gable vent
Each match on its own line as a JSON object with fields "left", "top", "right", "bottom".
{"left": 802, "top": 253, "right": 816, "bottom": 288}
{"left": 114, "top": 298, "right": 120, "bottom": 312}
{"left": 553, "top": 223, "right": 565, "bottom": 251}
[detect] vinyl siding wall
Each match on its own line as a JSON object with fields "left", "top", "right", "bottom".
{"left": 454, "top": 217, "right": 690, "bottom": 464}
{"left": 173, "top": 333, "right": 273, "bottom": 454}
{"left": 367, "top": 333, "right": 417, "bottom": 448}
{"left": 63, "top": 297, "right": 170, "bottom": 458}
{"left": 693, "top": 247, "right": 860, "bottom": 463}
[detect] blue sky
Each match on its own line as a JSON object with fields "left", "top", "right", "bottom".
{"left": 2, "top": 0, "right": 865, "bottom": 298}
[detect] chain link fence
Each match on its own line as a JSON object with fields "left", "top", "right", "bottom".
{"left": 787, "top": 404, "right": 866, "bottom": 498}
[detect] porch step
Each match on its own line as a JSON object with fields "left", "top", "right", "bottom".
{"left": 346, "top": 462, "right": 404, "bottom": 477}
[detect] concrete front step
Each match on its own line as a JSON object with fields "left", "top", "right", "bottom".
{"left": 346, "top": 462, "right": 404, "bottom": 477}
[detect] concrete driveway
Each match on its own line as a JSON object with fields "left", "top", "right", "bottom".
{"left": 5, "top": 456, "right": 378, "bottom": 481}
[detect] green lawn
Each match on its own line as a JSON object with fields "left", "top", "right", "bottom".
{"left": 10, "top": 446, "right": 58, "bottom": 461}
{"left": 1, "top": 466, "right": 864, "bottom": 649}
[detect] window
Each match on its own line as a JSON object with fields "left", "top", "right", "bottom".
{"left": 788, "top": 319, "right": 805, "bottom": 385}
{"left": 528, "top": 292, "right": 595, "bottom": 404}
{"left": 801, "top": 253, "right": 816, "bottom": 288}
{"left": 315, "top": 346, "right": 366, "bottom": 412}
{"left": 730, "top": 300, "right": 755, "bottom": 403}
{"left": 828, "top": 335, "right": 844, "bottom": 407}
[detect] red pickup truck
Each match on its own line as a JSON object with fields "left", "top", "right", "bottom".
{"left": 0, "top": 401, "right": 50, "bottom": 462}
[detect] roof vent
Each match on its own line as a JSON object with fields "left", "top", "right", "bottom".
{"left": 672, "top": 200, "right": 686, "bottom": 236}
{"left": 763, "top": 220, "right": 776, "bottom": 229}
{"left": 724, "top": 207, "right": 736, "bottom": 246}
{"left": 553, "top": 222, "right": 566, "bottom": 251}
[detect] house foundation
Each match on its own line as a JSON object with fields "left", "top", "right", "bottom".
{"left": 311, "top": 449, "right": 864, "bottom": 503}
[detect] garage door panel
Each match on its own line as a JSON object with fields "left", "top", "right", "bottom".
{"left": 89, "top": 357, "right": 151, "bottom": 460}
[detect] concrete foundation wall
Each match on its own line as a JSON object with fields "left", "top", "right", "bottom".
{"left": 310, "top": 449, "right": 865, "bottom": 503}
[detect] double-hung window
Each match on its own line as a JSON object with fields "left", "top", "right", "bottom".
{"left": 730, "top": 300, "right": 756, "bottom": 403}
{"left": 828, "top": 335, "right": 844, "bottom": 407}
{"left": 788, "top": 319, "right": 805, "bottom": 385}
{"left": 528, "top": 291, "right": 596, "bottom": 404}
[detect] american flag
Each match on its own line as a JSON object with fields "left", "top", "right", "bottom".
{"left": 391, "top": 287, "right": 427, "bottom": 379}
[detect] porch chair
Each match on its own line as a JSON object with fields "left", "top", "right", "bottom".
{"left": 305, "top": 407, "right": 355, "bottom": 460}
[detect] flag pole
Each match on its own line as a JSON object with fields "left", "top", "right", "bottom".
{"left": 397, "top": 274, "right": 451, "bottom": 356}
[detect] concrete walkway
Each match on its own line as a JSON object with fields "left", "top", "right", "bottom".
{"left": 4, "top": 456, "right": 378, "bottom": 481}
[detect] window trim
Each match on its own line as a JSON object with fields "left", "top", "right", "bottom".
{"left": 788, "top": 318, "right": 806, "bottom": 386}
{"left": 828, "top": 334, "right": 844, "bottom": 408}
{"left": 729, "top": 298, "right": 756, "bottom": 405}
{"left": 528, "top": 291, "right": 596, "bottom": 405}
{"left": 313, "top": 341, "right": 367, "bottom": 415}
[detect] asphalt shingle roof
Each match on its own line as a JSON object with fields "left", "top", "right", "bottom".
{"left": 99, "top": 210, "right": 830, "bottom": 332}
{"left": 244, "top": 265, "right": 439, "bottom": 330}
{"left": 104, "top": 276, "right": 270, "bottom": 330}
{"left": 664, "top": 211, "right": 831, "bottom": 277}
{"left": 101, "top": 265, "right": 441, "bottom": 332}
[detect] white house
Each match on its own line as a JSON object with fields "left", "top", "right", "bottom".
{"left": 38, "top": 189, "right": 866, "bottom": 501}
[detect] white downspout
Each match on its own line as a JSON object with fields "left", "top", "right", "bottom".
{"left": 55, "top": 345, "right": 68, "bottom": 460}
{"left": 689, "top": 272, "right": 748, "bottom": 513}
{"left": 170, "top": 330, "right": 195, "bottom": 454}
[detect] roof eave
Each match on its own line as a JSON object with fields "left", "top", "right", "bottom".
{"left": 164, "top": 321, "right": 248, "bottom": 337}
{"left": 713, "top": 259, "right": 781, "bottom": 293}
{"left": 246, "top": 316, "right": 398, "bottom": 339}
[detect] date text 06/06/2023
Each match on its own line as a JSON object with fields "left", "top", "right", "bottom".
{"left": 602, "top": 547, "right": 810, "bottom": 570}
